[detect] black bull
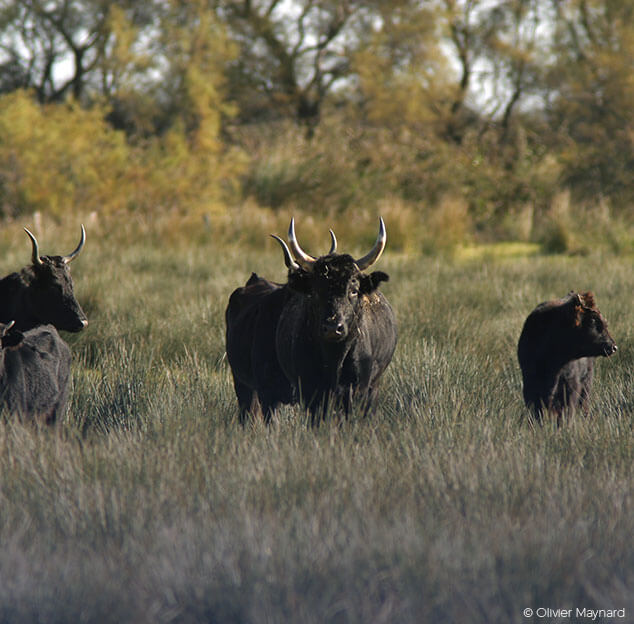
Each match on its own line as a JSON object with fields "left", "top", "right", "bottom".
{"left": 225, "top": 219, "right": 397, "bottom": 422}
{"left": 0, "top": 226, "right": 87, "bottom": 332}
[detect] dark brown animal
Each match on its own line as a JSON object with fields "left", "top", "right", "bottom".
{"left": 517, "top": 291, "right": 617, "bottom": 424}
{"left": 0, "top": 226, "right": 87, "bottom": 332}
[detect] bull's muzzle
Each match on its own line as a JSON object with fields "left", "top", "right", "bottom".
{"left": 322, "top": 318, "right": 346, "bottom": 342}
{"left": 66, "top": 314, "right": 88, "bottom": 332}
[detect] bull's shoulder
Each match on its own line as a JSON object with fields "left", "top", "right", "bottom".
{"left": 245, "top": 272, "right": 262, "bottom": 287}
{"left": 230, "top": 274, "right": 282, "bottom": 301}
{"left": 361, "top": 290, "right": 390, "bottom": 306}
{"left": 0, "top": 273, "right": 24, "bottom": 314}
{"left": 359, "top": 291, "right": 397, "bottom": 345}
{"left": 361, "top": 291, "right": 396, "bottom": 320}
{"left": 226, "top": 274, "right": 289, "bottom": 324}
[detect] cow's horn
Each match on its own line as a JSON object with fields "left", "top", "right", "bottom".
{"left": 355, "top": 217, "right": 386, "bottom": 270}
{"left": 271, "top": 235, "right": 300, "bottom": 271}
{"left": 288, "top": 218, "right": 316, "bottom": 270}
{"left": 24, "top": 228, "right": 44, "bottom": 266}
{"left": 1, "top": 320, "right": 15, "bottom": 336}
{"left": 63, "top": 225, "right": 86, "bottom": 264}
{"left": 328, "top": 229, "right": 337, "bottom": 254}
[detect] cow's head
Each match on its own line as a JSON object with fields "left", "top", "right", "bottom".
{"left": 566, "top": 291, "right": 617, "bottom": 358}
{"left": 22, "top": 226, "right": 88, "bottom": 332}
{"left": 273, "top": 219, "right": 389, "bottom": 342}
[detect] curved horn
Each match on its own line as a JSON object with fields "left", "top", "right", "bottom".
{"left": 270, "top": 235, "right": 300, "bottom": 271}
{"left": 328, "top": 229, "right": 337, "bottom": 254}
{"left": 63, "top": 224, "right": 86, "bottom": 264}
{"left": 287, "top": 218, "right": 316, "bottom": 270}
{"left": 24, "top": 228, "right": 44, "bottom": 266}
{"left": 355, "top": 217, "right": 386, "bottom": 270}
{"left": 1, "top": 320, "right": 15, "bottom": 336}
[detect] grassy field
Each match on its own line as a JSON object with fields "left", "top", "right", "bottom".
{"left": 0, "top": 217, "right": 632, "bottom": 623}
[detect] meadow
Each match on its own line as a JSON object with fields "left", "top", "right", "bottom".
{"left": 0, "top": 215, "right": 632, "bottom": 623}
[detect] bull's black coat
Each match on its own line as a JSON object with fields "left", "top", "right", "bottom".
{"left": 225, "top": 221, "right": 397, "bottom": 423}
{"left": 517, "top": 291, "right": 617, "bottom": 423}
{"left": 0, "top": 228, "right": 87, "bottom": 332}
{"left": 276, "top": 254, "right": 397, "bottom": 421}
{"left": 225, "top": 273, "right": 295, "bottom": 422}
{"left": 0, "top": 324, "right": 72, "bottom": 424}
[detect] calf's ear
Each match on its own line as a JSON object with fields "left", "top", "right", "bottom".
{"left": 360, "top": 271, "right": 389, "bottom": 293}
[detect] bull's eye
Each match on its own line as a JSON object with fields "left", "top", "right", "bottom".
{"left": 349, "top": 286, "right": 359, "bottom": 299}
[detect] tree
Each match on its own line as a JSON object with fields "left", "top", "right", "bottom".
{"left": 547, "top": 0, "right": 634, "bottom": 208}
{"left": 0, "top": 0, "right": 117, "bottom": 102}
{"left": 215, "top": 0, "right": 376, "bottom": 132}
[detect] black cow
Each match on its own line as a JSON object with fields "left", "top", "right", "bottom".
{"left": 517, "top": 291, "right": 617, "bottom": 424}
{"left": 225, "top": 230, "right": 337, "bottom": 423}
{"left": 274, "top": 218, "right": 397, "bottom": 422}
{"left": 0, "top": 226, "right": 87, "bottom": 332}
{"left": 0, "top": 321, "right": 72, "bottom": 424}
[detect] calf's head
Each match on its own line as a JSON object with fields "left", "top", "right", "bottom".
{"left": 274, "top": 218, "right": 389, "bottom": 342}
{"left": 567, "top": 291, "right": 617, "bottom": 358}
{"left": 21, "top": 226, "right": 88, "bottom": 332}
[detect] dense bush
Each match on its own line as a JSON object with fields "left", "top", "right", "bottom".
{"left": 0, "top": 90, "right": 244, "bottom": 220}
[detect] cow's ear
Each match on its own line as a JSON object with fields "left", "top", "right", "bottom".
{"left": 288, "top": 270, "right": 313, "bottom": 293}
{"left": 1, "top": 331, "right": 24, "bottom": 350}
{"left": 567, "top": 294, "right": 584, "bottom": 327}
{"left": 360, "top": 271, "right": 389, "bottom": 293}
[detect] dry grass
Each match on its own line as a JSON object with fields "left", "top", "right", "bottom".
{"left": 0, "top": 214, "right": 632, "bottom": 623}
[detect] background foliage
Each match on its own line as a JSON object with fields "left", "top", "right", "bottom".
{"left": 0, "top": 2, "right": 632, "bottom": 618}
{"left": 0, "top": 0, "right": 632, "bottom": 250}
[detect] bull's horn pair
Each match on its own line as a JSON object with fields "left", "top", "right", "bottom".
{"left": 25, "top": 225, "right": 86, "bottom": 266}
{"left": 271, "top": 224, "right": 337, "bottom": 271}
{"left": 287, "top": 217, "right": 386, "bottom": 271}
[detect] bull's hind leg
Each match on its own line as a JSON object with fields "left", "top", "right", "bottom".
{"left": 232, "top": 379, "right": 258, "bottom": 425}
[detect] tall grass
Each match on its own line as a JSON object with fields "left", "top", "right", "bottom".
{"left": 0, "top": 216, "right": 632, "bottom": 623}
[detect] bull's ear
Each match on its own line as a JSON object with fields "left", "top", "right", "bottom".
{"left": 287, "top": 270, "right": 313, "bottom": 293}
{"left": 360, "top": 271, "right": 389, "bottom": 293}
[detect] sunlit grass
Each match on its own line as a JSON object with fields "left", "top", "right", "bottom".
{"left": 455, "top": 241, "right": 541, "bottom": 261}
{"left": 0, "top": 214, "right": 632, "bottom": 623}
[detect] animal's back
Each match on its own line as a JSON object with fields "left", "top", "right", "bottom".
{"left": 1, "top": 325, "right": 71, "bottom": 424}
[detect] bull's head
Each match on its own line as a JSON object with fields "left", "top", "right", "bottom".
{"left": 273, "top": 219, "right": 389, "bottom": 342}
{"left": 22, "top": 226, "right": 88, "bottom": 332}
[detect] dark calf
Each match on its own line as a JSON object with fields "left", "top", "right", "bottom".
{"left": 0, "top": 321, "right": 72, "bottom": 425}
{"left": 517, "top": 291, "right": 617, "bottom": 424}
{"left": 0, "top": 226, "right": 87, "bottom": 332}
